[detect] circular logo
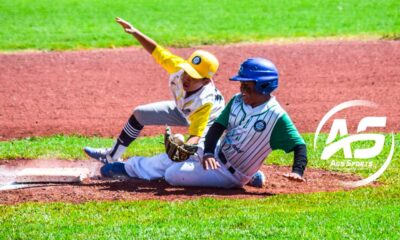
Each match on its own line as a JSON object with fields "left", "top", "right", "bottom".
{"left": 314, "top": 100, "right": 395, "bottom": 188}
{"left": 192, "top": 56, "right": 201, "bottom": 65}
{"left": 254, "top": 120, "right": 266, "bottom": 132}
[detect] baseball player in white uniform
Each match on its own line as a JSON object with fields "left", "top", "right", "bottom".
{"left": 84, "top": 17, "right": 225, "bottom": 166}
{"left": 98, "top": 58, "right": 307, "bottom": 188}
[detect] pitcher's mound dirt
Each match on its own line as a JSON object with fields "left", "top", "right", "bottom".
{"left": 0, "top": 159, "right": 367, "bottom": 205}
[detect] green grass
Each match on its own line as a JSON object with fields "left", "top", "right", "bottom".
{"left": 0, "top": 0, "right": 399, "bottom": 51}
{"left": 1, "top": 194, "right": 399, "bottom": 239}
{"left": 0, "top": 134, "right": 165, "bottom": 160}
{"left": 0, "top": 133, "right": 400, "bottom": 239}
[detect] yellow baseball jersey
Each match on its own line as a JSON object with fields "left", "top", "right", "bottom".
{"left": 152, "top": 45, "right": 225, "bottom": 137}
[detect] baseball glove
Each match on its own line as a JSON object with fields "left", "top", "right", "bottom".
{"left": 164, "top": 126, "right": 198, "bottom": 162}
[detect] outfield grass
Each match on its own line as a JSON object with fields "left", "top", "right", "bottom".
{"left": 0, "top": 134, "right": 165, "bottom": 160}
{"left": 1, "top": 192, "right": 399, "bottom": 239}
{"left": 0, "top": 133, "right": 399, "bottom": 238}
{"left": 0, "top": 0, "right": 399, "bottom": 51}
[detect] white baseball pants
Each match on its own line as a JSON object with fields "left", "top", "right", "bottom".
{"left": 124, "top": 153, "right": 243, "bottom": 188}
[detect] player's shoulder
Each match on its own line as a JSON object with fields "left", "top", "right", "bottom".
{"left": 269, "top": 98, "right": 297, "bottom": 128}
{"left": 269, "top": 96, "right": 282, "bottom": 108}
{"left": 231, "top": 93, "right": 243, "bottom": 103}
{"left": 268, "top": 96, "right": 286, "bottom": 115}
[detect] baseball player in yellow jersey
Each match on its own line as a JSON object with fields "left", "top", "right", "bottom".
{"left": 84, "top": 17, "right": 225, "bottom": 165}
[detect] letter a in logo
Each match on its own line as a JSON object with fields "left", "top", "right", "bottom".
{"left": 321, "top": 117, "right": 386, "bottom": 160}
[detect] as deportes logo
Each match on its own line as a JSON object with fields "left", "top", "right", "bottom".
{"left": 314, "top": 100, "right": 395, "bottom": 188}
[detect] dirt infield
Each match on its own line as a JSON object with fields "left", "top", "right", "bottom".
{"left": 0, "top": 40, "right": 398, "bottom": 203}
{"left": 0, "top": 159, "right": 366, "bottom": 205}
{"left": 0, "top": 40, "right": 399, "bottom": 140}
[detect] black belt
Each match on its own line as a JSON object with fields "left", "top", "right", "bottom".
{"left": 218, "top": 151, "right": 236, "bottom": 174}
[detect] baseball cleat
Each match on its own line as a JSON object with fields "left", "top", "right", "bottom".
{"left": 84, "top": 147, "right": 121, "bottom": 164}
{"left": 248, "top": 170, "right": 266, "bottom": 188}
{"left": 100, "top": 162, "right": 129, "bottom": 178}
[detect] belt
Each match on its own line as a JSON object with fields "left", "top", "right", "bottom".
{"left": 218, "top": 151, "right": 236, "bottom": 174}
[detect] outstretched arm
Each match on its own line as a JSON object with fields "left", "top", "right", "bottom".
{"left": 270, "top": 114, "right": 308, "bottom": 182}
{"left": 115, "top": 17, "right": 156, "bottom": 54}
{"left": 283, "top": 144, "right": 307, "bottom": 182}
{"left": 116, "top": 17, "right": 185, "bottom": 74}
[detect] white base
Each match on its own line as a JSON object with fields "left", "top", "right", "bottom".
{"left": 15, "top": 168, "right": 90, "bottom": 183}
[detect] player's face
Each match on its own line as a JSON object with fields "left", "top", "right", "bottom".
{"left": 240, "top": 81, "right": 269, "bottom": 107}
{"left": 182, "top": 72, "right": 208, "bottom": 92}
{"left": 240, "top": 81, "right": 257, "bottom": 104}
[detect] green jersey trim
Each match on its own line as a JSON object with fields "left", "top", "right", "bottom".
{"left": 215, "top": 97, "right": 235, "bottom": 128}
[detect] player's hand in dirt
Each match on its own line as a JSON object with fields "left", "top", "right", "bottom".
{"left": 283, "top": 172, "right": 306, "bottom": 182}
{"left": 115, "top": 17, "right": 137, "bottom": 34}
{"left": 202, "top": 156, "right": 220, "bottom": 170}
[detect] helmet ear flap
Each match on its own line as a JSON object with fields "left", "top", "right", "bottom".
{"left": 257, "top": 82, "right": 270, "bottom": 94}
{"left": 255, "top": 80, "right": 277, "bottom": 95}
{"left": 259, "top": 82, "right": 270, "bottom": 89}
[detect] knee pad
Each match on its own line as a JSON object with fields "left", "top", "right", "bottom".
{"left": 132, "top": 107, "right": 144, "bottom": 125}
{"left": 100, "top": 162, "right": 129, "bottom": 178}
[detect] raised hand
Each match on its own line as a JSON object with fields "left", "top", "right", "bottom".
{"left": 115, "top": 17, "right": 137, "bottom": 34}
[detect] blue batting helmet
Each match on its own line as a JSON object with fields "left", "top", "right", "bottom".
{"left": 230, "top": 58, "right": 279, "bottom": 95}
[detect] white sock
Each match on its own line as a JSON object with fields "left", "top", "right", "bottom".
{"left": 109, "top": 141, "right": 127, "bottom": 161}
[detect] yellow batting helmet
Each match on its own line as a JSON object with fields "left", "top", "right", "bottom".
{"left": 178, "top": 50, "right": 219, "bottom": 79}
